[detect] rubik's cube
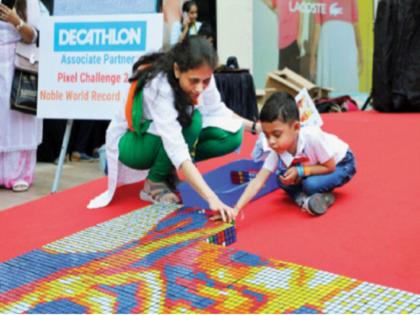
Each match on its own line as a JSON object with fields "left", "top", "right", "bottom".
{"left": 230, "top": 170, "right": 258, "bottom": 184}
{"left": 205, "top": 224, "right": 237, "bottom": 246}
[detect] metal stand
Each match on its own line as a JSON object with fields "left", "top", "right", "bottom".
{"left": 361, "top": 94, "right": 372, "bottom": 111}
{"left": 51, "top": 119, "right": 73, "bottom": 193}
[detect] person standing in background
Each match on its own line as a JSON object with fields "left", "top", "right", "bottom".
{"left": 261, "top": 0, "right": 302, "bottom": 73}
{"left": 0, "top": 0, "right": 42, "bottom": 192}
{"left": 309, "top": 0, "right": 363, "bottom": 94}
{"left": 170, "top": 0, "right": 202, "bottom": 45}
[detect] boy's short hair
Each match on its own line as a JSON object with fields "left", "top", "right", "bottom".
{"left": 260, "top": 92, "right": 299, "bottom": 123}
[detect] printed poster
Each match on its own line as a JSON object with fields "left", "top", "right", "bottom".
{"left": 37, "top": 14, "right": 163, "bottom": 119}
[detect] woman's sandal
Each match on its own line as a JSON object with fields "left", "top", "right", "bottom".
{"left": 140, "top": 181, "right": 180, "bottom": 204}
{"left": 12, "top": 179, "right": 30, "bottom": 192}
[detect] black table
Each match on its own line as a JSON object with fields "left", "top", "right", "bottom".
{"left": 214, "top": 69, "right": 258, "bottom": 121}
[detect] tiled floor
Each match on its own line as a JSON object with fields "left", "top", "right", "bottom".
{"left": 0, "top": 160, "right": 104, "bottom": 212}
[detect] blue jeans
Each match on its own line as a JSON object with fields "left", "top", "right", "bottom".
{"left": 279, "top": 150, "right": 356, "bottom": 200}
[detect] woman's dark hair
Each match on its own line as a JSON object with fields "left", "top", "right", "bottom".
{"left": 182, "top": 0, "right": 197, "bottom": 14}
{"left": 15, "top": 0, "right": 27, "bottom": 21}
{"left": 181, "top": 0, "right": 198, "bottom": 32}
{"left": 130, "top": 36, "right": 218, "bottom": 127}
{"left": 260, "top": 92, "right": 299, "bottom": 123}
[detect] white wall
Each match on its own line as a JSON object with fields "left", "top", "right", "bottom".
{"left": 216, "top": 0, "right": 253, "bottom": 70}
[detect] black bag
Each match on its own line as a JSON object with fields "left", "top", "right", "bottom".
{"left": 10, "top": 41, "right": 39, "bottom": 115}
{"left": 315, "top": 95, "right": 359, "bottom": 113}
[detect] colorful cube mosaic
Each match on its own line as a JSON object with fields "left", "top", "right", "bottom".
{"left": 0, "top": 205, "right": 419, "bottom": 314}
{"left": 205, "top": 225, "right": 236, "bottom": 246}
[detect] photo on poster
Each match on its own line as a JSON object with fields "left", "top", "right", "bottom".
{"left": 257, "top": 0, "right": 373, "bottom": 95}
{"left": 295, "top": 88, "right": 323, "bottom": 128}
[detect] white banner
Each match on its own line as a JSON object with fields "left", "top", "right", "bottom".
{"left": 53, "top": 0, "right": 158, "bottom": 16}
{"left": 37, "top": 14, "right": 163, "bottom": 119}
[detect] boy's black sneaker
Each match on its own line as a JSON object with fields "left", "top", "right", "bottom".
{"left": 304, "top": 192, "right": 335, "bottom": 216}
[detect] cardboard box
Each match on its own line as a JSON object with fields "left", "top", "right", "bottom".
{"left": 264, "top": 68, "right": 332, "bottom": 101}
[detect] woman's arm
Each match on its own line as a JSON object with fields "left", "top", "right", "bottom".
{"left": 232, "top": 112, "right": 262, "bottom": 134}
{"left": 178, "top": 17, "right": 191, "bottom": 43}
{"left": 180, "top": 160, "right": 236, "bottom": 222}
{"left": 0, "top": 4, "right": 36, "bottom": 44}
{"left": 201, "top": 76, "right": 261, "bottom": 134}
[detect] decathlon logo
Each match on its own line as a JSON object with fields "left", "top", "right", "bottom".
{"left": 54, "top": 21, "right": 147, "bottom": 52}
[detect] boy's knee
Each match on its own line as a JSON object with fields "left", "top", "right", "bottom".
{"left": 302, "top": 178, "right": 326, "bottom": 195}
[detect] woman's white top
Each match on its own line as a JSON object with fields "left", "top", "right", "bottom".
{"left": 88, "top": 73, "right": 242, "bottom": 209}
{"left": 170, "top": 21, "right": 202, "bottom": 45}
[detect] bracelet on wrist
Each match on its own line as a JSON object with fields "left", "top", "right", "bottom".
{"left": 296, "top": 166, "right": 304, "bottom": 178}
{"left": 16, "top": 19, "right": 25, "bottom": 31}
{"left": 251, "top": 121, "right": 257, "bottom": 135}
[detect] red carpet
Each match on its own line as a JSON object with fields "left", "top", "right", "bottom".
{"left": 1, "top": 111, "right": 419, "bottom": 294}
{"left": 230, "top": 112, "right": 420, "bottom": 294}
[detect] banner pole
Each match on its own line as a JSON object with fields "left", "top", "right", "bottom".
{"left": 51, "top": 119, "right": 73, "bottom": 193}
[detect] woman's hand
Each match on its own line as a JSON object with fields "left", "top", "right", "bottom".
{"left": 0, "top": 4, "right": 21, "bottom": 27}
{"left": 208, "top": 195, "right": 236, "bottom": 223}
{"left": 182, "top": 15, "right": 191, "bottom": 29}
{"left": 180, "top": 160, "right": 236, "bottom": 223}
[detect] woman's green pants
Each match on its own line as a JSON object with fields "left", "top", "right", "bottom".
{"left": 118, "top": 110, "right": 243, "bottom": 182}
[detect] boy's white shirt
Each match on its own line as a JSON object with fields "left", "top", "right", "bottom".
{"left": 295, "top": 88, "right": 323, "bottom": 128}
{"left": 262, "top": 125, "right": 349, "bottom": 172}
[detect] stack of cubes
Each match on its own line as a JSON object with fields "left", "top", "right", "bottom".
{"left": 230, "top": 170, "right": 258, "bottom": 184}
{"left": 205, "top": 224, "right": 236, "bottom": 246}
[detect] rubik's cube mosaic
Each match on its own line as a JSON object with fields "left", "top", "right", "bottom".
{"left": 231, "top": 170, "right": 258, "bottom": 184}
{"left": 1, "top": 204, "right": 419, "bottom": 314}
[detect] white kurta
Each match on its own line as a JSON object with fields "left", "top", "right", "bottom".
{"left": 88, "top": 73, "right": 243, "bottom": 209}
{"left": 0, "top": 0, "right": 42, "bottom": 153}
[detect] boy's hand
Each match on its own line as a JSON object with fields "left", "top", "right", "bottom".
{"left": 208, "top": 197, "right": 235, "bottom": 223}
{"left": 279, "top": 167, "right": 300, "bottom": 185}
